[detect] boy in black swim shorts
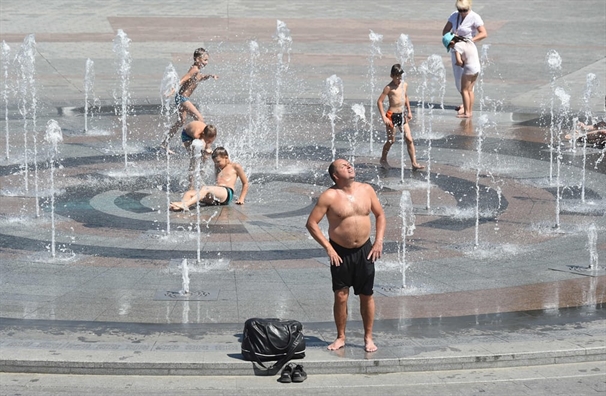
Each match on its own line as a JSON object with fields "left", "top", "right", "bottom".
{"left": 377, "top": 64, "right": 424, "bottom": 171}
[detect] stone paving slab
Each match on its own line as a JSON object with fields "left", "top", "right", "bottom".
{"left": 1, "top": 0, "right": 606, "bottom": 378}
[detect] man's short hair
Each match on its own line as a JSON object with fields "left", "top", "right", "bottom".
{"left": 328, "top": 161, "right": 337, "bottom": 183}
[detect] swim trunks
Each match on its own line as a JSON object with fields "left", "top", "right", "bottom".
{"left": 181, "top": 129, "right": 194, "bottom": 143}
{"left": 174, "top": 94, "right": 190, "bottom": 107}
{"left": 329, "top": 239, "right": 375, "bottom": 295}
{"left": 220, "top": 187, "right": 234, "bottom": 205}
{"left": 389, "top": 112, "right": 405, "bottom": 127}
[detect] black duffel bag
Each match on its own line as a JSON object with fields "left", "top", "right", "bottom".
{"left": 241, "top": 318, "right": 305, "bottom": 374}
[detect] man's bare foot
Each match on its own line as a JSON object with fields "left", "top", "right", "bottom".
{"left": 412, "top": 163, "right": 425, "bottom": 171}
{"left": 364, "top": 339, "right": 377, "bottom": 352}
{"left": 327, "top": 338, "right": 346, "bottom": 351}
{"left": 380, "top": 159, "right": 391, "bottom": 169}
{"left": 456, "top": 113, "right": 472, "bottom": 118}
{"left": 169, "top": 202, "right": 188, "bottom": 212}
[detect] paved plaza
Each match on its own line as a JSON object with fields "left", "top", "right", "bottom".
{"left": 0, "top": 1, "right": 605, "bottom": 393}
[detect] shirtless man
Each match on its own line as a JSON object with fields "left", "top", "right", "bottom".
{"left": 306, "top": 159, "right": 386, "bottom": 353}
{"left": 170, "top": 147, "right": 249, "bottom": 211}
{"left": 160, "top": 47, "right": 218, "bottom": 151}
{"left": 377, "top": 64, "right": 424, "bottom": 170}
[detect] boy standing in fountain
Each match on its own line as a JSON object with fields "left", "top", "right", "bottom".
{"left": 170, "top": 147, "right": 248, "bottom": 211}
{"left": 377, "top": 64, "right": 424, "bottom": 171}
{"left": 306, "top": 159, "right": 386, "bottom": 353}
{"left": 181, "top": 120, "right": 217, "bottom": 189}
{"left": 160, "top": 47, "right": 218, "bottom": 151}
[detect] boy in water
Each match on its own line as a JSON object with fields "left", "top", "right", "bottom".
{"left": 376, "top": 64, "right": 424, "bottom": 170}
{"left": 181, "top": 120, "right": 217, "bottom": 189}
{"left": 160, "top": 47, "right": 218, "bottom": 151}
{"left": 170, "top": 147, "right": 249, "bottom": 211}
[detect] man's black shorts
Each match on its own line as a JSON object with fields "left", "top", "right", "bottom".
{"left": 329, "top": 239, "right": 375, "bottom": 296}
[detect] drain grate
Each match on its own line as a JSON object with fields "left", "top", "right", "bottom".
{"left": 153, "top": 289, "right": 219, "bottom": 301}
{"left": 549, "top": 265, "right": 606, "bottom": 277}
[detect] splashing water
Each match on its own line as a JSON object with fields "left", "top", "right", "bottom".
{"left": 586, "top": 224, "right": 599, "bottom": 270}
{"left": 395, "top": 34, "right": 415, "bottom": 77}
{"left": 368, "top": 30, "right": 383, "bottom": 154}
{"left": 84, "top": 58, "right": 95, "bottom": 132}
{"left": 160, "top": 63, "right": 179, "bottom": 234}
{"left": 44, "top": 119, "right": 63, "bottom": 258}
{"left": 350, "top": 103, "right": 366, "bottom": 164}
{"left": 546, "top": 50, "right": 562, "bottom": 71}
{"left": 474, "top": 115, "right": 490, "bottom": 248}
{"left": 399, "top": 190, "right": 416, "bottom": 288}
{"left": 322, "top": 75, "right": 344, "bottom": 161}
{"left": 113, "top": 29, "right": 132, "bottom": 168}
{"left": 180, "top": 259, "right": 190, "bottom": 295}
{"left": 2, "top": 41, "right": 10, "bottom": 159}
{"left": 189, "top": 139, "right": 207, "bottom": 263}
{"left": 273, "top": 20, "right": 292, "bottom": 169}
{"left": 580, "top": 73, "right": 599, "bottom": 200}
{"left": 17, "top": 34, "right": 40, "bottom": 216}
{"left": 553, "top": 87, "right": 570, "bottom": 229}
{"left": 546, "top": 50, "right": 562, "bottom": 183}
{"left": 418, "top": 55, "right": 446, "bottom": 210}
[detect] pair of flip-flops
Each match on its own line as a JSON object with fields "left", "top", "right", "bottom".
{"left": 278, "top": 363, "right": 307, "bottom": 383}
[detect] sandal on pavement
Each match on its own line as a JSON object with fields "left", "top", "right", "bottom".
{"left": 291, "top": 364, "right": 307, "bottom": 383}
{"left": 278, "top": 363, "right": 294, "bottom": 383}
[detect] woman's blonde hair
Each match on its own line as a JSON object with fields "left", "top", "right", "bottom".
{"left": 456, "top": 0, "right": 472, "bottom": 10}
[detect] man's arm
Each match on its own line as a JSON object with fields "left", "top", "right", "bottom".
{"left": 306, "top": 192, "right": 342, "bottom": 266}
{"left": 366, "top": 185, "right": 385, "bottom": 262}
{"left": 234, "top": 164, "right": 249, "bottom": 204}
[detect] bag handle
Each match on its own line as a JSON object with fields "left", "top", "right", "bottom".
{"left": 249, "top": 330, "right": 304, "bottom": 375}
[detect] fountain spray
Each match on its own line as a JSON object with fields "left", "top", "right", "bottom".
{"left": 44, "top": 119, "right": 63, "bottom": 258}
{"left": 84, "top": 58, "right": 95, "bottom": 133}
{"left": 2, "top": 41, "right": 10, "bottom": 160}
{"left": 322, "top": 75, "right": 344, "bottom": 161}
{"left": 191, "top": 139, "right": 205, "bottom": 263}
{"left": 273, "top": 20, "right": 292, "bottom": 169}
{"left": 418, "top": 55, "right": 445, "bottom": 210}
{"left": 580, "top": 73, "right": 599, "bottom": 202}
{"left": 399, "top": 190, "right": 415, "bottom": 288}
{"left": 368, "top": 30, "right": 383, "bottom": 154}
{"left": 586, "top": 224, "right": 599, "bottom": 270}
{"left": 160, "top": 63, "right": 179, "bottom": 234}
{"left": 350, "top": 103, "right": 366, "bottom": 165}
{"left": 553, "top": 87, "right": 570, "bottom": 230}
{"left": 180, "top": 259, "right": 190, "bottom": 295}
{"left": 17, "top": 34, "right": 40, "bottom": 217}
{"left": 113, "top": 29, "right": 132, "bottom": 169}
{"left": 546, "top": 50, "right": 562, "bottom": 184}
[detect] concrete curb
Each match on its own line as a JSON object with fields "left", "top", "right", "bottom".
{"left": 2, "top": 344, "right": 604, "bottom": 376}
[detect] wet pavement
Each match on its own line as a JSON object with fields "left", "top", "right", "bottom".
{"left": 0, "top": 0, "right": 605, "bottom": 381}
